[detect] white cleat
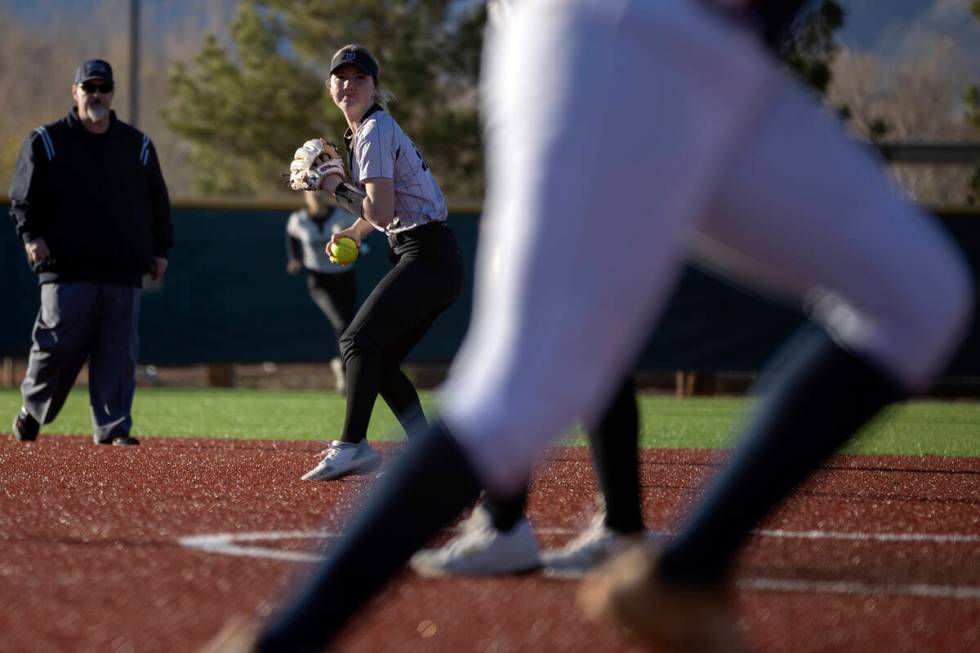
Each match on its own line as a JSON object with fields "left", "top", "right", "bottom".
{"left": 301, "top": 440, "right": 382, "bottom": 481}
{"left": 410, "top": 506, "right": 541, "bottom": 576}
{"left": 541, "top": 511, "right": 649, "bottom": 578}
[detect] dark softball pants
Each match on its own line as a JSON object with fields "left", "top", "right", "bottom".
{"left": 339, "top": 222, "right": 463, "bottom": 443}
{"left": 20, "top": 281, "right": 141, "bottom": 443}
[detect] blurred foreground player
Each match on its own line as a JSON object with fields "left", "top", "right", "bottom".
{"left": 204, "top": 0, "right": 973, "bottom": 651}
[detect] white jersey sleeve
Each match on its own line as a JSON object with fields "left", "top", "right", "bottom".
{"left": 353, "top": 120, "right": 395, "bottom": 181}
{"left": 350, "top": 110, "right": 448, "bottom": 233}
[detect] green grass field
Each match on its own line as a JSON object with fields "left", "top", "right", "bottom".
{"left": 2, "top": 387, "right": 979, "bottom": 457}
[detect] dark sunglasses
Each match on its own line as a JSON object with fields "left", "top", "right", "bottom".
{"left": 80, "top": 82, "right": 114, "bottom": 94}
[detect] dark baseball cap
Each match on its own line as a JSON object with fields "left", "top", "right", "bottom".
{"left": 75, "top": 59, "right": 114, "bottom": 84}
{"left": 329, "top": 45, "right": 379, "bottom": 79}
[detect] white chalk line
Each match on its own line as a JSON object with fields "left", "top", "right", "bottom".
{"left": 754, "top": 528, "right": 980, "bottom": 544}
{"left": 177, "top": 527, "right": 980, "bottom": 600}
{"left": 179, "top": 531, "right": 328, "bottom": 563}
{"left": 739, "top": 577, "right": 980, "bottom": 600}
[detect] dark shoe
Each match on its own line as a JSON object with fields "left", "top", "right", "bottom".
{"left": 12, "top": 409, "right": 40, "bottom": 442}
{"left": 98, "top": 435, "right": 140, "bottom": 446}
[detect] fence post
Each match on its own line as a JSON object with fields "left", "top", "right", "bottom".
{"left": 2, "top": 357, "right": 13, "bottom": 387}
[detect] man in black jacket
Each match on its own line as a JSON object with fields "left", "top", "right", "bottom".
{"left": 9, "top": 58, "right": 172, "bottom": 446}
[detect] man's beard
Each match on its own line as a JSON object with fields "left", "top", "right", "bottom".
{"left": 85, "top": 103, "right": 110, "bottom": 122}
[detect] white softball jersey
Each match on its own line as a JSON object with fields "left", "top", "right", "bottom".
{"left": 440, "top": 0, "right": 973, "bottom": 495}
{"left": 348, "top": 108, "right": 448, "bottom": 234}
{"left": 287, "top": 207, "right": 358, "bottom": 273}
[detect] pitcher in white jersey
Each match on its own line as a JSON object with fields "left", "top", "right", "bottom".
{"left": 299, "top": 44, "right": 464, "bottom": 482}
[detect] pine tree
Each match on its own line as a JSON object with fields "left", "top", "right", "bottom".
{"left": 779, "top": 2, "right": 893, "bottom": 141}
{"left": 256, "top": 0, "right": 486, "bottom": 201}
{"left": 778, "top": 0, "right": 845, "bottom": 95}
{"left": 164, "top": 0, "right": 486, "bottom": 200}
{"left": 162, "top": 1, "right": 325, "bottom": 196}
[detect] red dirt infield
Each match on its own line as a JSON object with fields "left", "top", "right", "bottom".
{"left": 1, "top": 435, "right": 978, "bottom": 653}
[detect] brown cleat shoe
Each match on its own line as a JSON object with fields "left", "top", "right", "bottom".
{"left": 198, "top": 615, "right": 261, "bottom": 653}
{"left": 578, "top": 543, "right": 756, "bottom": 653}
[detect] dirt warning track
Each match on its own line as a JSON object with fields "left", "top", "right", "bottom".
{"left": 1, "top": 436, "right": 978, "bottom": 652}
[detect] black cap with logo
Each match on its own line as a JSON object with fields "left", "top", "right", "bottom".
{"left": 74, "top": 59, "right": 114, "bottom": 84}
{"left": 329, "top": 45, "right": 379, "bottom": 80}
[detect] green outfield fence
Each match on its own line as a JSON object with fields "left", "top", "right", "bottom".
{"left": 3, "top": 200, "right": 980, "bottom": 375}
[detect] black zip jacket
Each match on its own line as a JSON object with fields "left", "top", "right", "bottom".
{"left": 9, "top": 108, "right": 173, "bottom": 286}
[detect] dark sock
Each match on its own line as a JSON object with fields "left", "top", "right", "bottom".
{"left": 589, "top": 376, "right": 644, "bottom": 534}
{"left": 659, "top": 327, "right": 905, "bottom": 585}
{"left": 484, "top": 486, "right": 530, "bottom": 532}
{"left": 257, "top": 422, "right": 482, "bottom": 653}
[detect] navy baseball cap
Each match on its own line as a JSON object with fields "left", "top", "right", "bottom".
{"left": 329, "top": 45, "right": 379, "bottom": 79}
{"left": 74, "top": 59, "right": 114, "bottom": 84}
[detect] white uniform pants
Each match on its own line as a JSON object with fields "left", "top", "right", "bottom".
{"left": 440, "top": 0, "right": 973, "bottom": 494}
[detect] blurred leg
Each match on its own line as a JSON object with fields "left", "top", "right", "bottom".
{"left": 483, "top": 486, "right": 530, "bottom": 532}
{"left": 481, "top": 375, "right": 639, "bottom": 534}
{"left": 694, "top": 80, "right": 972, "bottom": 393}
{"left": 578, "top": 26, "right": 971, "bottom": 653}
{"left": 655, "top": 76, "right": 974, "bottom": 583}
{"left": 441, "top": 0, "right": 779, "bottom": 495}
{"left": 588, "top": 376, "right": 643, "bottom": 534}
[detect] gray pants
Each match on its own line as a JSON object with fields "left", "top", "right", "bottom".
{"left": 21, "top": 282, "right": 142, "bottom": 443}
